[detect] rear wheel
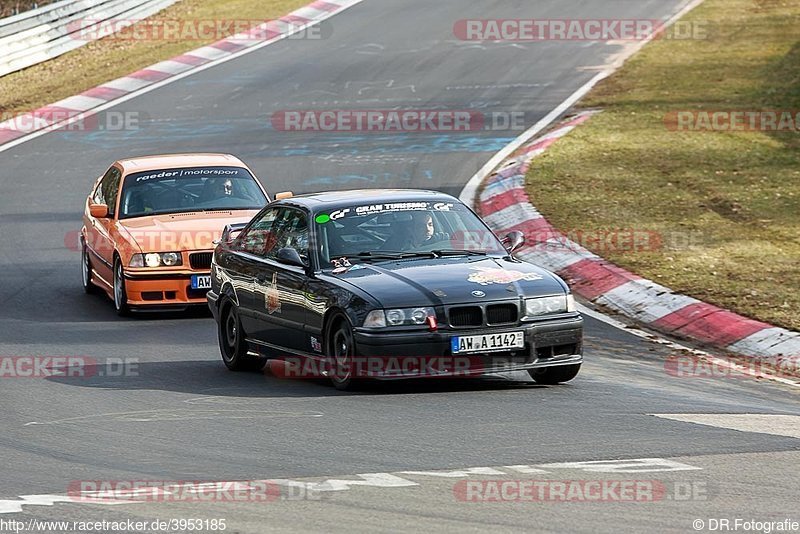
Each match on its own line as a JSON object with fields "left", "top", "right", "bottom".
{"left": 218, "top": 300, "right": 261, "bottom": 371}
{"left": 326, "top": 318, "right": 362, "bottom": 391}
{"left": 528, "top": 364, "right": 581, "bottom": 385}
{"left": 81, "top": 238, "right": 98, "bottom": 294}
{"left": 113, "top": 258, "right": 130, "bottom": 316}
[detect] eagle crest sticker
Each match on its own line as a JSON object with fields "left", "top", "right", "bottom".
{"left": 468, "top": 267, "right": 543, "bottom": 286}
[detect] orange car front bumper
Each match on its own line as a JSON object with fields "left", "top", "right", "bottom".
{"left": 123, "top": 271, "right": 210, "bottom": 307}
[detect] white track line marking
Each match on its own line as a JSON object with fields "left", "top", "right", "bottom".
{"left": 0, "top": 457, "right": 702, "bottom": 514}
{"left": 651, "top": 414, "right": 800, "bottom": 439}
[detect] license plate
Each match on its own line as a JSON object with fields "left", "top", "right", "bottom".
{"left": 451, "top": 331, "right": 525, "bottom": 354}
{"left": 191, "top": 275, "right": 212, "bottom": 290}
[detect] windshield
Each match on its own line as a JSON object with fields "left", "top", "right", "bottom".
{"left": 315, "top": 200, "right": 507, "bottom": 267}
{"left": 119, "top": 166, "right": 267, "bottom": 219}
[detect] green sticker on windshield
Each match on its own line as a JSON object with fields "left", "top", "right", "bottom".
{"left": 315, "top": 214, "right": 331, "bottom": 224}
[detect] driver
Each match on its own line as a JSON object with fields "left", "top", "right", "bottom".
{"left": 200, "top": 177, "right": 239, "bottom": 203}
{"left": 414, "top": 212, "right": 437, "bottom": 244}
{"left": 212, "top": 178, "right": 234, "bottom": 197}
{"left": 383, "top": 211, "right": 449, "bottom": 251}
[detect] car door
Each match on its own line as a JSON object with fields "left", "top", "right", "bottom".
{"left": 250, "top": 207, "right": 311, "bottom": 355}
{"left": 86, "top": 166, "right": 121, "bottom": 285}
{"left": 226, "top": 207, "right": 281, "bottom": 335}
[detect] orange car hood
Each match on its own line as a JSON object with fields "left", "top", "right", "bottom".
{"left": 119, "top": 210, "right": 260, "bottom": 252}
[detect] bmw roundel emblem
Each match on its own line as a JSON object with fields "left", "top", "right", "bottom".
{"left": 472, "top": 290, "right": 486, "bottom": 298}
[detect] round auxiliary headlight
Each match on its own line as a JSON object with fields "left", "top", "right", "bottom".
{"left": 161, "top": 252, "right": 180, "bottom": 266}
{"left": 410, "top": 308, "right": 429, "bottom": 324}
{"left": 144, "top": 253, "right": 161, "bottom": 268}
{"left": 386, "top": 309, "right": 405, "bottom": 326}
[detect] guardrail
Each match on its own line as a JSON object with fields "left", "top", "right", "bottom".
{"left": 0, "top": 0, "right": 179, "bottom": 78}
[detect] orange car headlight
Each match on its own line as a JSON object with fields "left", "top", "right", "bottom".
{"left": 145, "top": 253, "right": 161, "bottom": 268}
{"left": 161, "top": 253, "right": 181, "bottom": 266}
{"left": 129, "top": 253, "right": 183, "bottom": 268}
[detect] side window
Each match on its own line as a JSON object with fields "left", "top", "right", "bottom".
{"left": 236, "top": 208, "right": 280, "bottom": 256}
{"left": 266, "top": 209, "right": 309, "bottom": 262}
{"left": 93, "top": 167, "right": 121, "bottom": 215}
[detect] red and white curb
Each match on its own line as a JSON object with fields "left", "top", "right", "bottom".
{"left": 477, "top": 111, "right": 800, "bottom": 365}
{"left": 0, "top": 0, "right": 362, "bottom": 149}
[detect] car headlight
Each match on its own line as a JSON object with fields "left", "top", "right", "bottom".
{"left": 129, "top": 252, "right": 183, "bottom": 268}
{"left": 524, "top": 295, "right": 573, "bottom": 318}
{"left": 160, "top": 252, "right": 181, "bottom": 266}
{"left": 363, "top": 307, "right": 436, "bottom": 328}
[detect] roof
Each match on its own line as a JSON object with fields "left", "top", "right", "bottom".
{"left": 115, "top": 154, "right": 247, "bottom": 174}
{"left": 279, "top": 189, "right": 460, "bottom": 212}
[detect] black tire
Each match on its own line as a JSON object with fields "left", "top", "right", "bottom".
{"left": 218, "top": 300, "right": 261, "bottom": 371}
{"left": 326, "top": 317, "right": 362, "bottom": 391}
{"left": 113, "top": 258, "right": 130, "bottom": 316}
{"left": 81, "top": 238, "right": 99, "bottom": 295}
{"left": 529, "top": 364, "right": 581, "bottom": 385}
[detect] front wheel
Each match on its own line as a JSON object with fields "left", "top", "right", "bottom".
{"left": 81, "top": 238, "right": 98, "bottom": 294}
{"left": 326, "top": 318, "right": 362, "bottom": 391}
{"left": 528, "top": 364, "right": 581, "bottom": 385}
{"left": 218, "top": 301, "right": 261, "bottom": 371}
{"left": 113, "top": 259, "right": 130, "bottom": 316}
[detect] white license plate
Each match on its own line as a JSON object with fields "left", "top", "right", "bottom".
{"left": 451, "top": 331, "right": 525, "bottom": 354}
{"left": 191, "top": 275, "right": 212, "bottom": 289}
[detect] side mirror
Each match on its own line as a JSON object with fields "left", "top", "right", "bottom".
{"left": 502, "top": 231, "right": 525, "bottom": 253}
{"left": 216, "top": 222, "right": 249, "bottom": 245}
{"left": 276, "top": 247, "right": 307, "bottom": 268}
{"left": 89, "top": 204, "right": 109, "bottom": 218}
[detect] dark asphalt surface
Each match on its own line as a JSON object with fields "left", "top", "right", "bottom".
{"left": 1, "top": 0, "right": 798, "bottom": 532}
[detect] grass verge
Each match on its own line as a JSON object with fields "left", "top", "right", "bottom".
{"left": 1, "top": 1, "right": 59, "bottom": 18}
{"left": 0, "top": 0, "right": 310, "bottom": 115}
{"left": 526, "top": 0, "right": 800, "bottom": 331}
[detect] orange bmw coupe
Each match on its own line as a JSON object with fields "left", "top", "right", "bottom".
{"left": 81, "top": 154, "right": 269, "bottom": 315}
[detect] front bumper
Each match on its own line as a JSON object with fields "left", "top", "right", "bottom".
{"left": 123, "top": 270, "right": 210, "bottom": 308}
{"left": 351, "top": 315, "right": 583, "bottom": 379}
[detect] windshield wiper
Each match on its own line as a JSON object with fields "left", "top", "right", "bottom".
{"left": 355, "top": 250, "right": 489, "bottom": 261}
{"left": 430, "top": 249, "right": 489, "bottom": 257}
{"left": 356, "top": 251, "right": 437, "bottom": 261}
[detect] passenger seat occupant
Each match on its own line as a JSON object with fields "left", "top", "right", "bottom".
{"left": 123, "top": 189, "right": 153, "bottom": 215}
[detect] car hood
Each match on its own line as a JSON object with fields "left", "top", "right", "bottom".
{"left": 326, "top": 256, "right": 568, "bottom": 308}
{"left": 118, "top": 210, "right": 259, "bottom": 252}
